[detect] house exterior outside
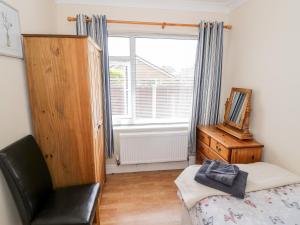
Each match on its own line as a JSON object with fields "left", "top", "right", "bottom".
{"left": 110, "top": 55, "right": 193, "bottom": 123}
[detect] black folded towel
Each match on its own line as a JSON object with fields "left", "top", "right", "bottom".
{"left": 205, "top": 160, "right": 239, "bottom": 186}
{"left": 194, "top": 160, "right": 248, "bottom": 199}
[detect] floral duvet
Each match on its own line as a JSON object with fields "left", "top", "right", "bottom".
{"left": 189, "top": 184, "right": 300, "bottom": 225}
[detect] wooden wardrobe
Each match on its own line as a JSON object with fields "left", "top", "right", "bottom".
{"left": 23, "top": 35, "right": 105, "bottom": 222}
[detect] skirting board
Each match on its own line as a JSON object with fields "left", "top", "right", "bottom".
{"left": 106, "top": 156, "right": 195, "bottom": 174}
{"left": 106, "top": 161, "right": 189, "bottom": 174}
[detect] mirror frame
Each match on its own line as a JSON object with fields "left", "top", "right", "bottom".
{"left": 224, "top": 88, "right": 252, "bottom": 130}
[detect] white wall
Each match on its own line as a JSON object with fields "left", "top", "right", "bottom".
{"left": 224, "top": 0, "right": 300, "bottom": 174}
{"left": 0, "top": 0, "right": 56, "bottom": 224}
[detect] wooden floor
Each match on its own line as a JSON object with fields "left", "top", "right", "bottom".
{"left": 99, "top": 170, "right": 182, "bottom": 225}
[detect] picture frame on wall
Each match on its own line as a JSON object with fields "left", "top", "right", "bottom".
{"left": 0, "top": 0, "right": 22, "bottom": 58}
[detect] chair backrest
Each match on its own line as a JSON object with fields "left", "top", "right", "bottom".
{"left": 0, "top": 135, "right": 53, "bottom": 225}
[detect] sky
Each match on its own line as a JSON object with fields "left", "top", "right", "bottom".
{"left": 108, "top": 37, "right": 197, "bottom": 73}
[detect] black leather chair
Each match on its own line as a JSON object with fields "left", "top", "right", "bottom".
{"left": 0, "top": 135, "right": 100, "bottom": 225}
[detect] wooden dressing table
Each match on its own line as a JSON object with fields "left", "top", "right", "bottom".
{"left": 196, "top": 126, "right": 263, "bottom": 164}
{"left": 196, "top": 88, "right": 264, "bottom": 164}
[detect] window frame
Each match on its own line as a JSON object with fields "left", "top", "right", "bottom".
{"left": 109, "top": 59, "right": 132, "bottom": 120}
{"left": 108, "top": 33, "right": 198, "bottom": 126}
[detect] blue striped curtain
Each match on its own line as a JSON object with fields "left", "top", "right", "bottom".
{"left": 188, "top": 21, "right": 224, "bottom": 156}
{"left": 76, "top": 14, "right": 114, "bottom": 158}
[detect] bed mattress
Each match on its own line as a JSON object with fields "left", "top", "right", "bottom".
{"left": 182, "top": 183, "right": 300, "bottom": 225}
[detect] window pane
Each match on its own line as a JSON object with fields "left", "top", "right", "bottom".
{"left": 109, "top": 62, "right": 130, "bottom": 117}
{"left": 108, "top": 37, "right": 130, "bottom": 56}
{"left": 135, "top": 38, "right": 197, "bottom": 123}
{"left": 108, "top": 36, "right": 197, "bottom": 124}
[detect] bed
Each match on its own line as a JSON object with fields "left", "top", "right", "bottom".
{"left": 175, "top": 162, "right": 300, "bottom": 225}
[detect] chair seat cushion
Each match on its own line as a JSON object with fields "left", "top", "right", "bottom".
{"left": 32, "top": 183, "right": 100, "bottom": 225}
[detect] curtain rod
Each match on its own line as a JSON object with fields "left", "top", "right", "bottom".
{"left": 67, "top": 16, "right": 232, "bottom": 30}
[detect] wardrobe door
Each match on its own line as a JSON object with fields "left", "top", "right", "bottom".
{"left": 87, "top": 40, "right": 106, "bottom": 184}
{"left": 23, "top": 36, "right": 95, "bottom": 188}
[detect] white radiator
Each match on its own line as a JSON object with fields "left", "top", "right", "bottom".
{"left": 119, "top": 131, "right": 188, "bottom": 165}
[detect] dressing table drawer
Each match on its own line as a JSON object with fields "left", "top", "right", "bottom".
{"left": 231, "top": 148, "right": 262, "bottom": 164}
{"left": 199, "top": 143, "right": 226, "bottom": 162}
{"left": 210, "top": 139, "right": 230, "bottom": 161}
{"left": 197, "top": 131, "right": 210, "bottom": 146}
{"left": 196, "top": 152, "right": 208, "bottom": 164}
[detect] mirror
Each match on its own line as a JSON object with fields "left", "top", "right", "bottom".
{"left": 217, "top": 88, "right": 253, "bottom": 140}
{"left": 224, "top": 88, "right": 252, "bottom": 130}
{"left": 228, "top": 91, "right": 247, "bottom": 125}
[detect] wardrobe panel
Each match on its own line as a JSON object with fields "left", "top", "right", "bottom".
{"left": 23, "top": 36, "right": 99, "bottom": 188}
{"left": 87, "top": 39, "right": 106, "bottom": 184}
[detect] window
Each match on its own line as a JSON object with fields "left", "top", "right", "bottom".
{"left": 108, "top": 36, "right": 197, "bottom": 125}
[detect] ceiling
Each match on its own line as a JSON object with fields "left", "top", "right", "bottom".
{"left": 55, "top": 0, "right": 248, "bottom": 13}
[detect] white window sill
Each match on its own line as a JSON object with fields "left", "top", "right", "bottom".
{"left": 113, "top": 123, "right": 189, "bottom": 132}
